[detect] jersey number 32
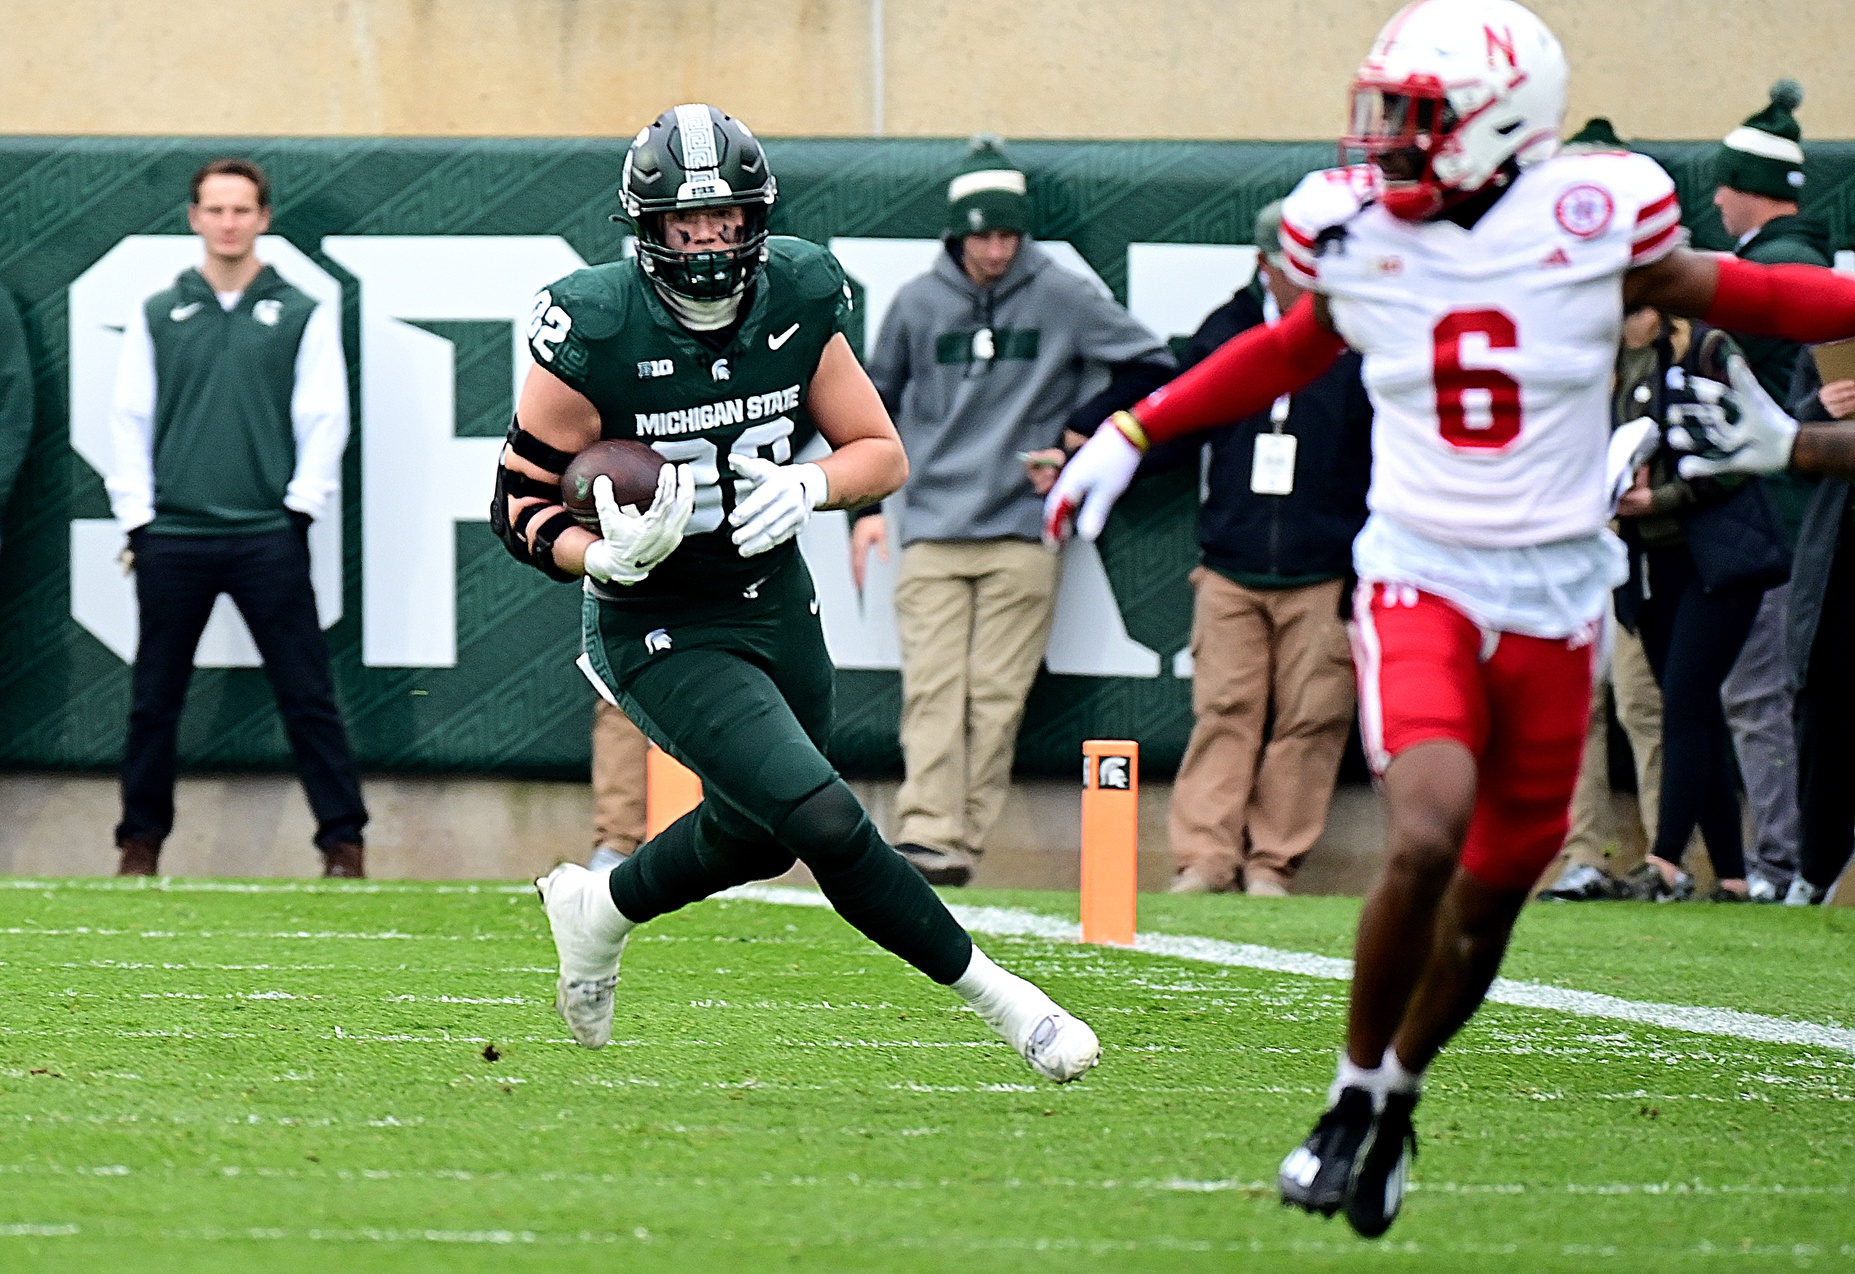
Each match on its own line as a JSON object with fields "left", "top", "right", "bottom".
{"left": 1433, "top": 309, "right": 1521, "bottom": 449}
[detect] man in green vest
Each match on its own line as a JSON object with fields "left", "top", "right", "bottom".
{"left": 106, "top": 158, "right": 367, "bottom": 878}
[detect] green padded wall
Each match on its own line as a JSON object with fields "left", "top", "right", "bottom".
{"left": 1, "top": 137, "right": 1851, "bottom": 778}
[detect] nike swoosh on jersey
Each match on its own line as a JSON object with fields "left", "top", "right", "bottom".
{"left": 169, "top": 302, "right": 203, "bottom": 322}
{"left": 768, "top": 322, "right": 800, "bottom": 350}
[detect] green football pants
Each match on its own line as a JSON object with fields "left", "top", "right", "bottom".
{"left": 581, "top": 553, "right": 973, "bottom": 985}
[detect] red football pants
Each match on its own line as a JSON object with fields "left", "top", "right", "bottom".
{"left": 1350, "top": 583, "right": 1596, "bottom": 892}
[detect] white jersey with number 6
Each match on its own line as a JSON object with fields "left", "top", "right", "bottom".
{"left": 1281, "top": 150, "right": 1682, "bottom": 549}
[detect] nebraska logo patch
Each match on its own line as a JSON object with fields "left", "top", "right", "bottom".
{"left": 1554, "top": 184, "right": 1615, "bottom": 239}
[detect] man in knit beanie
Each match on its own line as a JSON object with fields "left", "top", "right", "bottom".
{"left": 1712, "top": 80, "right": 1830, "bottom": 902}
{"left": 946, "top": 135, "right": 1030, "bottom": 239}
{"left": 861, "top": 135, "right": 1172, "bottom": 886}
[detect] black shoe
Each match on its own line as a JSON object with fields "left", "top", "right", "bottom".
{"left": 116, "top": 836, "right": 162, "bottom": 877}
{"left": 1346, "top": 1091, "right": 1419, "bottom": 1239}
{"left": 894, "top": 842, "right": 974, "bottom": 887}
{"left": 1537, "top": 863, "right": 1626, "bottom": 901}
{"left": 1278, "top": 1086, "right": 1374, "bottom": 1217}
{"left": 322, "top": 842, "right": 366, "bottom": 879}
{"left": 1621, "top": 860, "right": 1693, "bottom": 902}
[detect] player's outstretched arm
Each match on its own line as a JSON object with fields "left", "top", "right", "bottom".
{"left": 1042, "top": 294, "right": 1346, "bottom": 542}
{"left": 499, "top": 364, "right": 603, "bottom": 577}
{"left": 1630, "top": 248, "right": 1855, "bottom": 477}
{"left": 1628, "top": 246, "right": 1855, "bottom": 347}
{"left": 804, "top": 332, "right": 909, "bottom": 510}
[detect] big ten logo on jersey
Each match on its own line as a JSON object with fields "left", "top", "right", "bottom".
{"left": 638, "top": 358, "right": 674, "bottom": 379}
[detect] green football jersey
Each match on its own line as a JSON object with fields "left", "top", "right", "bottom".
{"left": 528, "top": 236, "right": 855, "bottom": 606}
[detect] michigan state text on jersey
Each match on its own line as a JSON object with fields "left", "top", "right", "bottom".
{"left": 493, "top": 102, "right": 1101, "bottom": 1086}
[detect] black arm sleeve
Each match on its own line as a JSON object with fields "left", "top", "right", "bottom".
{"left": 1788, "top": 349, "right": 1832, "bottom": 423}
{"left": 490, "top": 417, "right": 579, "bottom": 582}
{"left": 1061, "top": 356, "right": 1177, "bottom": 443}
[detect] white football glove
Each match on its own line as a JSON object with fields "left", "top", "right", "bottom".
{"left": 582, "top": 465, "right": 695, "bottom": 585}
{"left": 1041, "top": 418, "right": 1142, "bottom": 544}
{"left": 1605, "top": 417, "right": 1660, "bottom": 510}
{"left": 728, "top": 456, "right": 828, "bottom": 558}
{"left": 1668, "top": 355, "right": 1798, "bottom": 479}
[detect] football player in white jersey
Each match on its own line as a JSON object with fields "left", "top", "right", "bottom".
{"left": 1046, "top": 0, "right": 1855, "bottom": 1239}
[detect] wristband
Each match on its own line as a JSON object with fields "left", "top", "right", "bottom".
{"left": 1109, "top": 411, "right": 1149, "bottom": 453}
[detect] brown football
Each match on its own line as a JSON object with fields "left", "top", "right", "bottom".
{"left": 561, "top": 439, "right": 667, "bottom": 526}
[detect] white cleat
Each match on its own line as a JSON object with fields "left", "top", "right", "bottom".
{"left": 1017, "top": 1008, "right": 1102, "bottom": 1083}
{"left": 535, "top": 863, "right": 632, "bottom": 1049}
{"left": 955, "top": 949, "right": 1101, "bottom": 1083}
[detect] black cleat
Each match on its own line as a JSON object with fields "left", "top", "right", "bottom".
{"left": 1278, "top": 1086, "right": 1375, "bottom": 1217}
{"left": 1345, "top": 1091, "right": 1419, "bottom": 1239}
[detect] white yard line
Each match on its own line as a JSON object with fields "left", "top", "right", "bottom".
{"left": 7, "top": 877, "right": 1852, "bottom": 1057}
{"left": 721, "top": 885, "right": 1855, "bottom": 1058}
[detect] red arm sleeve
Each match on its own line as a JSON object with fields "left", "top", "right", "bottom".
{"left": 1705, "top": 256, "right": 1855, "bottom": 344}
{"left": 1130, "top": 294, "right": 1347, "bottom": 446}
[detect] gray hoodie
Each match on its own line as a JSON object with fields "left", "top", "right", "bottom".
{"left": 867, "top": 239, "right": 1168, "bottom": 545}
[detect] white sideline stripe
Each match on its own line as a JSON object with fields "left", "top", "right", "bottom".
{"left": 719, "top": 885, "right": 1855, "bottom": 1058}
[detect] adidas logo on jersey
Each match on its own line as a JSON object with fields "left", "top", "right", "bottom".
{"left": 1539, "top": 247, "right": 1573, "bottom": 269}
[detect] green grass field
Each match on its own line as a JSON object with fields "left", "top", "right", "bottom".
{"left": 1, "top": 879, "right": 1852, "bottom": 1273}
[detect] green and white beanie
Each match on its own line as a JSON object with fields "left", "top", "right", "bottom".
{"left": 1716, "top": 80, "right": 1806, "bottom": 201}
{"left": 1564, "top": 117, "right": 1626, "bottom": 152}
{"left": 947, "top": 135, "right": 1029, "bottom": 236}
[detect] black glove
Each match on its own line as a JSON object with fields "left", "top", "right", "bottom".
{"left": 288, "top": 510, "right": 313, "bottom": 539}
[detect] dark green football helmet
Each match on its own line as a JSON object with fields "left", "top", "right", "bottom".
{"left": 620, "top": 103, "right": 777, "bottom": 303}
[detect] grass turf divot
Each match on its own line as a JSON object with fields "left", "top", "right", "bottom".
{"left": 0, "top": 880, "right": 1850, "bottom": 1273}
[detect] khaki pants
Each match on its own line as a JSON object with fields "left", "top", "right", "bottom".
{"left": 1168, "top": 570, "right": 1356, "bottom": 891}
{"left": 1557, "top": 618, "right": 1664, "bottom": 876}
{"left": 591, "top": 698, "right": 648, "bottom": 854}
{"left": 894, "top": 539, "right": 1060, "bottom": 855}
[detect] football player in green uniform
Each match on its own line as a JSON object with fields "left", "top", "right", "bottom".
{"left": 495, "top": 104, "right": 1100, "bottom": 1083}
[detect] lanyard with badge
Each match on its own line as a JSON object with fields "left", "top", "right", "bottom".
{"left": 1249, "top": 290, "right": 1297, "bottom": 495}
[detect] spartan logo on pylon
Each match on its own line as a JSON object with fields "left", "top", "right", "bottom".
{"left": 1097, "top": 756, "right": 1131, "bottom": 790}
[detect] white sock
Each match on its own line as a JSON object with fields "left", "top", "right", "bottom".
{"left": 1380, "top": 1046, "right": 1424, "bottom": 1097}
{"left": 951, "top": 947, "right": 1018, "bottom": 1006}
{"left": 583, "top": 866, "right": 636, "bottom": 943}
{"left": 1329, "top": 1051, "right": 1383, "bottom": 1108}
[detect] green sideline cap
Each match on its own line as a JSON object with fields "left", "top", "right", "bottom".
{"left": 948, "top": 135, "right": 1028, "bottom": 236}
{"left": 1717, "top": 80, "right": 1806, "bottom": 200}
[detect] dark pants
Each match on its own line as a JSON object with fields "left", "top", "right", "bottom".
{"left": 1796, "top": 533, "right": 1855, "bottom": 892}
{"left": 1636, "top": 547, "right": 1761, "bottom": 881}
{"left": 117, "top": 527, "right": 367, "bottom": 852}
{"left": 582, "top": 552, "right": 974, "bottom": 986}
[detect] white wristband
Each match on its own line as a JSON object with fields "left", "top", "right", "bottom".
{"left": 796, "top": 463, "right": 829, "bottom": 511}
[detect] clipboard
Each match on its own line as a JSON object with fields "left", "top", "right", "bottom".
{"left": 1812, "top": 337, "right": 1855, "bottom": 387}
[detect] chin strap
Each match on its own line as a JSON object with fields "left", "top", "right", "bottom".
{"left": 1129, "top": 293, "right": 1347, "bottom": 447}
{"left": 1706, "top": 256, "right": 1855, "bottom": 345}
